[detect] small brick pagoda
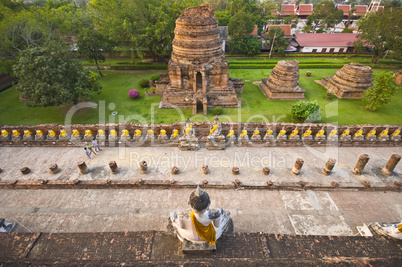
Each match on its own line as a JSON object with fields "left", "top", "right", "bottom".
{"left": 157, "top": 4, "right": 243, "bottom": 114}
{"left": 318, "top": 63, "right": 373, "bottom": 99}
{"left": 259, "top": 60, "right": 305, "bottom": 100}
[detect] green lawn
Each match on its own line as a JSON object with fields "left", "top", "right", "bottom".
{"left": 0, "top": 68, "right": 401, "bottom": 126}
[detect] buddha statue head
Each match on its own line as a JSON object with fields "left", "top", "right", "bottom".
{"left": 188, "top": 186, "right": 210, "bottom": 213}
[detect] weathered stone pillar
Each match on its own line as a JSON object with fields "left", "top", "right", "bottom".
{"left": 202, "top": 165, "right": 209, "bottom": 174}
{"left": 322, "top": 158, "right": 336, "bottom": 175}
{"left": 292, "top": 158, "right": 304, "bottom": 175}
{"left": 109, "top": 161, "right": 118, "bottom": 174}
{"left": 262, "top": 167, "right": 270, "bottom": 175}
{"left": 352, "top": 154, "right": 370, "bottom": 175}
{"left": 77, "top": 161, "right": 89, "bottom": 174}
{"left": 49, "top": 164, "right": 60, "bottom": 174}
{"left": 232, "top": 167, "right": 239, "bottom": 175}
{"left": 140, "top": 161, "right": 148, "bottom": 174}
{"left": 20, "top": 167, "right": 30, "bottom": 175}
{"left": 382, "top": 154, "right": 401, "bottom": 175}
{"left": 171, "top": 166, "right": 179, "bottom": 174}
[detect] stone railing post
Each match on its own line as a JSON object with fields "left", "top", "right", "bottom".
{"left": 382, "top": 154, "right": 401, "bottom": 175}
{"left": 352, "top": 154, "right": 370, "bottom": 175}
{"left": 322, "top": 158, "right": 336, "bottom": 175}
{"left": 292, "top": 158, "right": 304, "bottom": 175}
{"left": 78, "top": 161, "right": 89, "bottom": 174}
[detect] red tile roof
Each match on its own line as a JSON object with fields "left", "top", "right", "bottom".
{"left": 267, "top": 25, "right": 292, "bottom": 36}
{"left": 281, "top": 4, "right": 296, "bottom": 15}
{"left": 297, "top": 4, "right": 313, "bottom": 16}
{"left": 337, "top": 4, "right": 351, "bottom": 16}
{"left": 250, "top": 25, "right": 258, "bottom": 36}
{"left": 295, "top": 33, "right": 358, "bottom": 47}
{"left": 355, "top": 5, "right": 367, "bottom": 15}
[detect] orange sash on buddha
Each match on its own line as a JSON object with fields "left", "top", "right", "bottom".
{"left": 191, "top": 211, "right": 216, "bottom": 245}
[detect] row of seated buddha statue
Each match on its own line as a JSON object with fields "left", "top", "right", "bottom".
{"left": 0, "top": 128, "right": 180, "bottom": 143}
{"left": 218, "top": 125, "right": 401, "bottom": 144}
{"left": 1, "top": 125, "right": 400, "bottom": 144}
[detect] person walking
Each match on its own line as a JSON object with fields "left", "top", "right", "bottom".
{"left": 87, "top": 145, "right": 98, "bottom": 156}
{"left": 92, "top": 138, "right": 101, "bottom": 152}
{"left": 84, "top": 147, "right": 91, "bottom": 159}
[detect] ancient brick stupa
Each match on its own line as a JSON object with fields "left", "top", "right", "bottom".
{"left": 157, "top": 4, "right": 243, "bottom": 114}
{"left": 318, "top": 63, "right": 373, "bottom": 99}
{"left": 259, "top": 60, "right": 305, "bottom": 100}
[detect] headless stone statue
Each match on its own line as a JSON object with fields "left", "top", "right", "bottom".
{"left": 169, "top": 186, "right": 232, "bottom": 251}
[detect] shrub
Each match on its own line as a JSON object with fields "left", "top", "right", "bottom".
{"left": 128, "top": 89, "right": 140, "bottom": 99}
{"left": 213, "top": 106, "right": 223, "bottom": 115}
{"left": 316, "top": 28, "right": 324, "bottom": 33}
{"left": 291, "top": 101, "right": 321, "bottom": 123}
{"left": 306, "top": 71, "right": 312, "bottom": 77}
{"left": 138, "top": 78, "right": 149, "bottom": 88}
{"left": 149, "top": 74, "right": 160, "bottom": 82}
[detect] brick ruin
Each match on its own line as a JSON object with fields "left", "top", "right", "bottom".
{"left": 156, "top": 5, "right": 243, "bottom": 114}
{"left": 259, "top": 60, "right": 306, "bottom": 100}
{"left": 318, "top": 63, "right": 373, "bottom": 99}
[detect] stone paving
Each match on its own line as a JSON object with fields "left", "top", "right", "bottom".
{"left": 1, "top": 231, "right": 401, "bottom": 265}
{"left": 0, "top": 189, "right": 401, "bottom": 235}
{"left": 1, "top": 145, "right": 401, "bottom": 264}
{"left": 0, "top": 146, "right": 401, "bottom": 186}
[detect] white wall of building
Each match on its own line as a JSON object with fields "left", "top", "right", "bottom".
{"left": 301, "top": 46, "right": 349, "bottom": 53}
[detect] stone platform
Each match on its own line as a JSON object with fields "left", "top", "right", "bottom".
{"left": 1, "top": 231, "right": 401, "bottom": 265}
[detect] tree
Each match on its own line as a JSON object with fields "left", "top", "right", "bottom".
{"left": 0, "top": 2, "right": 82, "bottom": 60}
{"left": 215, "top": 10, "right": 231, "bottom": 26}
{"left": 228, "top": 35, "right": 261, "bottom": 56}
{"left": 291, "top": 101, "right": 321, "bottom": 123}
{"left": 257, "top": 0, "right": 279, "bottom": 34}
{"left": 13, "top": 44, "right": 101, "bottom": 106}
{"left": 88, "top": 0, "right": 202, "bottom": 62}
{"left": 363, "top": 72, "right": 399, "bottom": 111}
{"left": 354, "top": 7, "right": 402, "bottom": 64}
{"left": 307, "top": 0, "right": 343, "bottom": 30}
{"left": 228, "top": 9, "right": 255, "bottom": 35}
{"left": 204, "top": 0, "right": 227, "bottom": 11}
{"left": 344, "top": 7, "right": 356, "bottom": 28}
{"left": 264, "top": 27, "right": 289, "bottom": 56}
{"left": 341, "top": 27, "right": 354, "bottom": 33}
{"left": 77, "top": 27, "right": 114, "bottom": 76}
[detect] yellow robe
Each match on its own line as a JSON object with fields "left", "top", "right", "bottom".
{"left": 191, "top": 211, "right": 216, "bottom": 245}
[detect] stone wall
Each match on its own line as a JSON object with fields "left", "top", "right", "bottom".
{"left": 1, "top": 122, "right": 400, "bottom": 147}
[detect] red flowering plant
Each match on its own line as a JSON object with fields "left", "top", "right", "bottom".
{"left": 128, "top": 89, "right": 140, "bottom": 99}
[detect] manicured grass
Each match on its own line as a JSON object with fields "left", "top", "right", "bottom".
{"left": 0, "top": 68, "right": 401, "bottom": 126}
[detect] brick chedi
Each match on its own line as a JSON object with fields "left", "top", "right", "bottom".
{"left": 157, "top": 4, "right": 243, "bottom": 114}
{"left": 259, "top": 60, "right": 305, "bottom": 100}
{"left": 319, "top": 63, "right": 373, "bottom": 99}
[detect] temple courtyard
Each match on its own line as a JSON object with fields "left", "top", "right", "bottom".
{"left": 0, "top": 145, "right": 401, "bottom": 236}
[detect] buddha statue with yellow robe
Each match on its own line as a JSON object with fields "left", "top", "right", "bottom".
{"left": 170, "top": 186, "right": 232, "bottom": 249}
{"left": 206, "top": 116, "right": 225, "bottom": 150}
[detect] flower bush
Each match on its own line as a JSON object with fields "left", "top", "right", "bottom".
{"left": 128, "top": 89, "right": 140, "bottom": 99}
